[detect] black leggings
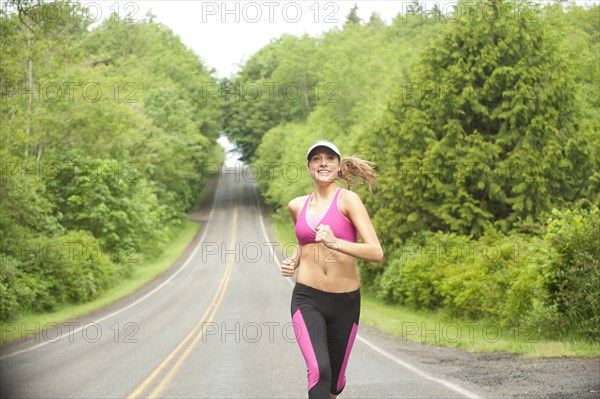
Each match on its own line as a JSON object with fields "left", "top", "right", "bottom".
{"left": 290, "top": 282, "right": 361, "bottom": 399}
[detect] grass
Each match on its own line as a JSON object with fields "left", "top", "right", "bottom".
{"left": 268, "top": 209, "right": 600, "bottom": 358}
{"left": 270, "top": 209, "right": 298, "bottom": 256}
{"left": 0, "top": 220, "right": 200, "bottom": 346}
{"left": 360, "top": 294, "right": 600, "bottom": 357}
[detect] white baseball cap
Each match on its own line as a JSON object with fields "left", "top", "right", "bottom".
{"left": 306, "top": 140, "right": 341, "bottom": 160}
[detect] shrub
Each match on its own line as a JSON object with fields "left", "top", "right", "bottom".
{"left": 377, "top": 229, "right": 550, "bottom": 327}
{"left": 0, "top": 231, "right": 120, "bottom": 321}
{"left": 39, "top": 231, "right": 119, "bottom": 304}
{"left": 541, "top": 205, "right": 600, "bottom": 338}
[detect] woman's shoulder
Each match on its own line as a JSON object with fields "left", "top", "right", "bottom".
{"left": 338, "top": 188, "right": 363, "bottom": 213}
{"left": 339, "top": 188, "right": 361, "bottom": 202}
{"left": 288, "top": 195, "right": 310, "bottom": 222}
{"left": 288, "top": 195, "right": 310, "bottom": 212}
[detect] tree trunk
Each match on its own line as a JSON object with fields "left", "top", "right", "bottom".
{"left": 36, "top": 131, "right": 44, "bottom": 162}
{"left": 26, "top": 29, "right": 34, "bottom": 158}
{"left": 302, "top": 69, "right": 310, "bottom": 111}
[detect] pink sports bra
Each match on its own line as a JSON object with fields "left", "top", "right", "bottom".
{"left": 294, "top": 188, "right": 358, "bottom": 246}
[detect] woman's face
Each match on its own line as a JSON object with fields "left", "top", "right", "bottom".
{"left": 307, "top": 149, "right": 340, "bottom": 184}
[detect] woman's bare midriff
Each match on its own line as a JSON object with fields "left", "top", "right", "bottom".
{"left": 295, "top": 242, "right": 360, "bottom": 293}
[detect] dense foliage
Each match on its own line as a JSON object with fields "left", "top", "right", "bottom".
{"left": 377, "top": 206, "right": 599, "bottom": 339}
{"left": 230, "top": 1, "right": 599, "bottom": 340}
{"left": 0, "top": 1, "right": 222, "bottom": 320}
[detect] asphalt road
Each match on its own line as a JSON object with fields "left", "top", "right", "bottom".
{"left": 0, "top": 167, "right": 485, "bottom": 399}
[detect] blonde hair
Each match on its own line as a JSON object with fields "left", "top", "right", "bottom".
{"left": 338, "top": 155, "right": 377, "bottom": 193}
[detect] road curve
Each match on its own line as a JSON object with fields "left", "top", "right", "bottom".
{"left": 0, "top": 166, "right": 482, "bottom": 399}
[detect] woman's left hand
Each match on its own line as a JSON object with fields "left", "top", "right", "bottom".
{"left": 315, "top": 224, "right": 339, "bottom": 249}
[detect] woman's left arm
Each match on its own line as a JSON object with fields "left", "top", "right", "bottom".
{"left": 315, "top": 190, "right": 384, "bottom": 263}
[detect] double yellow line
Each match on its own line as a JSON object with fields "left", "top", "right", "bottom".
{"left": 128, "top": 207, "right": 238, "bottom": 399}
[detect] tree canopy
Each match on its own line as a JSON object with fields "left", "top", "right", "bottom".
{"left": 0, "top": 1, "right": 223, "bottom": 319}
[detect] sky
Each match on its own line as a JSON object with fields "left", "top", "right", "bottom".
{"left": 86, "top": 1, "right": 411, "bottom": 78}
{"left": 72, "top": 0, "right": 594, "bottom": 78}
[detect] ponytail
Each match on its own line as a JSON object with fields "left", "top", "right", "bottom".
{"left": 338, "top": 156, "right": 377, "bottom": 193}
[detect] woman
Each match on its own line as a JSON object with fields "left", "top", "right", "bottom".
{"left": 280, "top": 140, "right": 384, "bottom": 399}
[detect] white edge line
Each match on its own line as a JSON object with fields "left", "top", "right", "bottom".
{"left": 356, "top": 336, "right": 482, "bottom": 399}
{"left": 252, "top": 182, "right": 482, "bottom": 399}
{"left": 252, "top": 184, "right": 282, "bottom": 268}
{"left": 0, "top": 177, "right": 222, "bottom": 360}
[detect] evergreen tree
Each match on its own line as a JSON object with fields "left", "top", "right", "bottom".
{"left": 367, "top": 12, "right": 385, "bottom": 30}
{"left": 365, "top": 0, "right": 595, "bottom": 247}
{"left": 345, "top": 4, "right": 361, "bottom": 26}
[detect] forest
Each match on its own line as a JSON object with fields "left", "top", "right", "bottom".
{"left": 1, "top": 1, "right": 223, "bottom": 319}
{"left": 1, "top": 0, "right": 598, "bottom": 341}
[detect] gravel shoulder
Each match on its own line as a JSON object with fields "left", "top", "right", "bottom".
{"left": 361, "top": 324, "right": 600, "bottom": 399}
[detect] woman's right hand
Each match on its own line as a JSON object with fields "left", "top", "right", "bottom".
{"left": 280, "top": 257, "right": 298, "bottom": 277}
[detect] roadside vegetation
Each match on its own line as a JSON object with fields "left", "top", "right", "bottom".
{"left": 1, "top": 2, "right": 223, "bottom": 323}
{"left": 0, "top": 220, "right": 199, "bottom": 345}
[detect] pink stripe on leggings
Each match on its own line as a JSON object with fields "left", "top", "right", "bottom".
{"left": 336, "top": 322, "right": 358, "bottom": 392}
{"left": 292, "top": 309, "right": 320, "bottom": 391}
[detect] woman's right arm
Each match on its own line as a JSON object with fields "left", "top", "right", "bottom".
{"left": 281, "top": 245, "right": 300, "bottom": 277}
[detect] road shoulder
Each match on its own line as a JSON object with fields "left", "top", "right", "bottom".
{"left": 359, "top": 323, "right": 600, "bottom": 399}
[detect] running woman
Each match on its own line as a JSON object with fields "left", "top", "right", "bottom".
{"left": 280, "top": 140, "right": 384, "bottom": 399}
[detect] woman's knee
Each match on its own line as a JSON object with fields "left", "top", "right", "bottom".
{"left": 305, "top": 356, "right": 332, "bottom": 391}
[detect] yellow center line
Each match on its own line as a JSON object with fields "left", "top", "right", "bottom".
{"left": 128, "top": 206, "right": 238, "bottom": 399}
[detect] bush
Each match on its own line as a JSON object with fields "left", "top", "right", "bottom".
{"left": 378, "top": 231, "right": 449, "bottom": 309}
{"left": 375, "top": 205, "right": 600, "bottom": 340}
{"left": 36, "top": 231, "right": 119, "bottom": 305}
{"left": 0, "top": 255, "right": 52, "bottom": 318}
{"left": 541, "top": 205, "right": 600, "bottom": 338}
{"left": 0, "top": 256, "right": 21, "bottom": 320}
{"left": 0, "top": 231, "right": 120, "bottom": 321}
{"left": 377, "top": 230, "right": 550, "bottom": 326}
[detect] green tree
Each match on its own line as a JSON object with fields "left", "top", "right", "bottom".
{"left": 367, "top": 12, "right": 386, "bottom": 30}
{"left": 222, "top": 34, "right": 318, "bottom": 161}
{"left": 345, "top": 4, "right": 361, "bottom": 26}
{"left": 365, "top": 0, "right": 596, "bottom": 249}
{"left": 0, "top": 3, "right": 223, "bottom": 320}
